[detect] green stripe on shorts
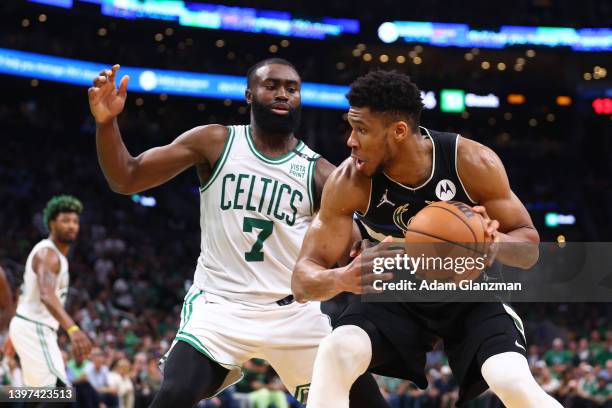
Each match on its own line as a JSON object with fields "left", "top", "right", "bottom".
{"left": 35, "top": 324, "right": 65, "bottom": 383}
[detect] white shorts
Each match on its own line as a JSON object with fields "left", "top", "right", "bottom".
{"left": 9, "top": 315, "right": 68, "bottom": 387}
{"left": 161, "top": 286, "right": 332, "bottom": 403}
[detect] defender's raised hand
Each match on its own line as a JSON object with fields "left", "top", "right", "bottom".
{"left": 88, "top": 64, "right": 129, "bottom": 125}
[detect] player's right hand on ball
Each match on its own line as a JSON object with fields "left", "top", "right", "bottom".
{"left": 338, "top": 236, "right": 400, "bottom": 294}
{"left": 70, "top": 330, "right": 92, "bottom": 360}
{"left": 88, "top": 64, "right": 129, "bottom": 125}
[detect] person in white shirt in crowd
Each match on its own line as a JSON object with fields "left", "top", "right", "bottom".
{"left": 108, "top": 358, "right": 135, "bottom": 408}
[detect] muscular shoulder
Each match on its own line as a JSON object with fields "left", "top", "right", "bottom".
{"left": 176, "top": 124, "right": 229, "bottom": 166}
{"left": 321, "top": 158, "right": 370, "bottom": 215}
{"left": 457, "top": 136, "right": 510, "bottom": 202}
{"left": 32, "top": 247, "right": 61, "bottom": 275}
{"left": 175, "top": 124, "right": 228, "bottom": 151}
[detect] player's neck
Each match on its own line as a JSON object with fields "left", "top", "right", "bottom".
{"left": 250, "top": 124, "right": 298, "bottom": 157}
{"left": 49, "top": 235, "right": 70, "bottom": 256}
{"left": 385, "top": 135, "right": 433, "bottom": 187}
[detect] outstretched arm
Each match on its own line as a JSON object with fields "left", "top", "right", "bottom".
{"left": 34, "top": 249, "right": 92, "bottom": 359}
{"left": 89, "top": 65, "right": 226, "bottom": 194}
{"left": 458, "top": 137, "right": 540, "bottom": 269}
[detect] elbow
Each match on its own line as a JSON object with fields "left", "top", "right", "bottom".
{"left": 291, "top": 281, "right": 309, "bottom": 304}
{"left": 522, "top": 247, "right": 540, "bottom": 269}
{"left": 105, "top": 161, "right": 139, "bottom": 195}
{"left": 523, "top": 229, "right": 540, "bottom": 269}
{"left": 517, "top": 236, "right": 540, "bottom": 270}
{"left": 108, "top": 180, "right": 136, "bottom": 195}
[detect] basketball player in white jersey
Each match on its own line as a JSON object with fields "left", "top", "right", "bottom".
{"left": 7, "top": 195, "right": 92, "bottom": 387}
{"left": 88, "top": 59, "right": 387, "bottom": 407}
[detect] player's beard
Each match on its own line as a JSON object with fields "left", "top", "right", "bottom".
{"left": 56, "top": 230, "right": 77, "bottom": 245}
{"left": 251, "top": 96, "right": 301, "bottom": 135}
{"left": 373, "top": 139, "right": 393, "bottom": 176}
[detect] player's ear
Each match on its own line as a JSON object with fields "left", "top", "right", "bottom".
{"left": 393, "top": 121, "right": 409, "bottom": 142}
{"left": 245, "top": 88, "right": 253, "bottom": 105}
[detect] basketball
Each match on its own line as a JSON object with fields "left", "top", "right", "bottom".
{"left": 404, "top": 201, "right": 490, "bottom": 283}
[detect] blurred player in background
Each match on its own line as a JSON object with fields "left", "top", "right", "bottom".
{"left": 292, "top": 71, "right": 562, "bottom": 407}
{"left": 89, "top": 59, "right": 387, "bottom": 407}
{"left": 7, "top": 195, "right": 92, "bottom": 387}
{"left": 0, "top": 266, "right": 13, "bottom": 331}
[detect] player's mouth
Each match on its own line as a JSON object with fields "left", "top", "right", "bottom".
{"left": 270, "top": 103, "right": 290, "bottom": 115}
{"left": 352, "top": 155, "right": 366, "bottom": 171}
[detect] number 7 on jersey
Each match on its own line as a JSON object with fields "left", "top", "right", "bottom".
{"left": 243, "top": 217, "right": 274, "bottom": 262}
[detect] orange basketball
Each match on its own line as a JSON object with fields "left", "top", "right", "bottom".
{"left": 404, "top": 201, "right": 490, "bottom": 283}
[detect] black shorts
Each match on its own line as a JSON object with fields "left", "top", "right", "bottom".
{"left": 331, "top": 299, "right": 527, "bottom": 407}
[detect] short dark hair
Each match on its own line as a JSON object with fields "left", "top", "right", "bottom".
{"left": 246, "top": 58, "right": 299, "bottom": 88}
{"left": 43, "top": 195, "right": 83, "bottom": 230}
{"left": 347, "top": 70, "right": 424, "bottom": 131}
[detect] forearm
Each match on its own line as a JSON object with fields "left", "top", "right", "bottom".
{"left": 41, "top": 294, "right": 76, "bottom": 331}
{"left": 96, "top": 118, "right": 135, "bottom": 193}
{"left": 292, "top": 259, "right": 344, "bottom": 302}
{"left": 495, "top": 227, "right": 540, "bottom": 269}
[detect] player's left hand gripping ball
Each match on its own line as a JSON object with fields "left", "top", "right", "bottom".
{"left": 472, "top": 206, "right": 500, "bottom": 266}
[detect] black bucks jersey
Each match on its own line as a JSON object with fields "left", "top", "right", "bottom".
{"left": 332, "top": 126, "right": 528, "bottom": 406}
{"left": 356, "top": 126, "right": 476, "bottom": 242}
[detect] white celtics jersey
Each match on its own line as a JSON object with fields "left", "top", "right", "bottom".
{"left": 16, "top": 239, "right": 69, "bottom": 330}
{"left": 194, "top": 125, "right": 320, "bottom": 304}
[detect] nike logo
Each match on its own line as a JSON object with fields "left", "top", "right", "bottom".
{"left": 515, "top": 340, "right": 526, "bottom": 351}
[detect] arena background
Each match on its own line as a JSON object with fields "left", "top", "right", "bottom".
{"left": 0, "top": 0, "right": 610, "bottom": 407}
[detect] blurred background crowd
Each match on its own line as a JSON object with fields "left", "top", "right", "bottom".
{"left": 0, "top": 0, "right": 610, "bottom": 406}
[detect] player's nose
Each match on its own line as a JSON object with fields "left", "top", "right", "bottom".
{"left": 347, "top": 132, "right": 359, "bottom": 149}
{"left": 275, "top": 87, "right": 289, "bottom": 101}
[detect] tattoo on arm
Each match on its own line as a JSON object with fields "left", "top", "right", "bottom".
{"left": 41, "top": 270, "right": 57, "bottom": 289}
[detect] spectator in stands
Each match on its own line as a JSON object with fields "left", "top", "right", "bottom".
{"left": 145, "top": 357, "right": 162, "bottom": 395}
{"left": 528, "top": 344, "right": 541, "bottom": 369}
{"left": 108, "top": 358, "right": 135, "bottom": 408}
{"left": 435, "top": 366, "right": 458, "bottom": 408}
{"left": 576, "top": 365, "right": 601, "bottom": 407}
{"left": 538, "top": 366, "right": 561, "bottom": 396}
{"left": 85, "top": 347, "right": 119, "bottom": 407}
{"left": 557, "top": 367, "right": 578, "bottom": 406}
{"left": 67, "top": 350, "right": 98, "bottom": 408}
{"left": 601, "top": 360, "right": 612, "bottom": 381}
{"left": 237, "top": 359, "right": 288, "bottom": 408}
{"left": 131, "top": 352, "right": 154, "bottom": 406}
{"left": 590, "top": 330, "right": 606, "bottom": 364}
{"left": 576, "top": 338, "right": 593, "bottom": 365}
{"left": 545, "top": 338, "right": 574, "bottom": 372}
{"left": 377, "top": 375, "right": 409, "bottom": 408}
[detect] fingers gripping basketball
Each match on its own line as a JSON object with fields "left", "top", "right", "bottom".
{"left": 404, "top": 201, "right": 491, "bottom": 283}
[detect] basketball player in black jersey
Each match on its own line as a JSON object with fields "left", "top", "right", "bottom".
{"left": 293, "top": 71, "right": 561, "bottom": 407}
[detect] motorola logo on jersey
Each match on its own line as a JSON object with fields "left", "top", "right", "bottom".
{"left": 435, "top": 179, "right": 456, "bottom": 201}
